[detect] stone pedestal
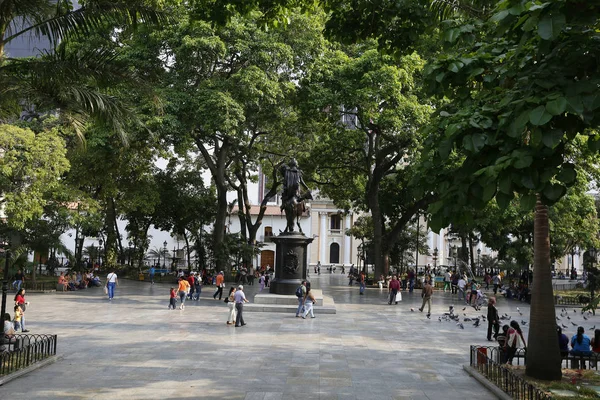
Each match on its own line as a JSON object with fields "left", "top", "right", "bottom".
{"left": 269, "top": 232, "right": 313, "bottom": 295}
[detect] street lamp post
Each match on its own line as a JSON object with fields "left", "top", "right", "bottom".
{"left": 1, "top": 245, "right": 10, "bottom": 326}
{"left": 453, "top": 245, "right": 458, "bottom": 268}
{"left": 128, "top": 241, "right": 133, "bottom": 266}
{"left": 477, "top": 248, "right": 481, "bottom": 275}
{"left": 433, "top": 248, "right": 438, "bottom": 271}
{"left": 99, "top": 239, "right": 103, "bottom": 266}
{"left": 163, "top": 241, "right": 167, "bottom": 268}
{"left": 172, "top": 246, "right": 176, "bottom": 271}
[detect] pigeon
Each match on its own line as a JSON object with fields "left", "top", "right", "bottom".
{"left": 438, "top": 317, "right": 442, "bottom": 322}
{"left": 591, "top": 326, "right": 596, "bottom": 331}
{"left": 458, "top": 323, "right": 464, "bottom": 329}
{"left": 584, "top": 316, "right": 588, "bottom": 320}
{"left": 463, "top": 313, "right": 467, "bottom": 316}
{"left": 464, "top": 318, "right": 472, "bottom": 322}
{"left": 562, "top": 324, "right": 568, "bottom": 329}
{"left": 474, "top": 319, "right": 481, "bottom": 327}
{"left": 521, "top": 320, "right": 527, "bottom": 325}
{"left": 519, "top": 311, "right": 523, "bottom": 316}
{"left": 575, "top": 309, "right": 577, "bottom": 313}
{"left": 556, "top": 317, "right": 561, "bottom": 321}
{"left": 516, "top": 307, "right": 520, "bottom": 312}
{"left": 571, "top": 322, "right": 578, "bottom": 326}
{"left": 567, "top": 316, "right": 571, "bottom": 320}
{"left": 463, "top": 307, "right": 467, "bottom": 311}
{"left": 410, "top": 308, "right": 415, "bottom": 312}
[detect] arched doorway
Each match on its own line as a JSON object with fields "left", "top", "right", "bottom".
{"left": 261, "top": 250, "right": 275, "bottom": 269}
{"left": 329, "top": 243, "right": 340, "bottom": 264}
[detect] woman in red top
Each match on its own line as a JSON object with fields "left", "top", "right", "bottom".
{"left": 14, "top": 289, "right": 29, "bottom": 332}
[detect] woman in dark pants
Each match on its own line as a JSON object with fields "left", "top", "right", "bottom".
{"left": 487, "top": 297, "right": 500, "bottom": 341}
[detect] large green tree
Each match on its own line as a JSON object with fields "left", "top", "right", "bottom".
{"left": 423, "top": 0, "right": 600, "bottom": 380}
{"left": 299, "top": 45, "right": 433, "bottom": 277}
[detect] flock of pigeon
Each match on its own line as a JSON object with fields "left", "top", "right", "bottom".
{"left": 405, "top": 304, "right": 551, "bottom": 331}
{"left": 556, "top": 307, "right": 596, "bottom": 332}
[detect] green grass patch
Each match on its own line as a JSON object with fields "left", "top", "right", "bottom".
{"left": 509, "top": 367, "right": 600, "bottom": 399}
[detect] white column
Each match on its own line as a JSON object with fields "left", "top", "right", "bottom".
{"left": 343, "top": 214, "right": 351, "bottom": 264}
{"left": 437, "top": 229, "right": 446, "bottom": 266}
{"left": 319, "top": 212, "right": 327, "bottom": 263}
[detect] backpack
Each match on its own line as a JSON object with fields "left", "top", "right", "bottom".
{"left": 295, "top": 286, "right": 303, "bottom": 297}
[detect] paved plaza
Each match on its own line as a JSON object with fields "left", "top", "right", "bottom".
{"left": 0, "top": 273, "right": 552, "bottom": 399}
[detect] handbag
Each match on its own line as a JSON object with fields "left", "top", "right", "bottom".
{"left": 104, "top": 285, "right": 108, "bottom": 294}
{"left": 395, "top": 292, "right": 402, "bottom": 302}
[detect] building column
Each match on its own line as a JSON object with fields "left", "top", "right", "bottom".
{"left": 437, "top": 229, "right": 445, "bottom": 267}
{"left": 343, "top": 214, "right": 351, "bottom": 264}
{"left": 319, "top": 212, "right": 327, "bottom": 263}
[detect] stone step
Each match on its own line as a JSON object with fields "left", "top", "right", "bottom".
{"left": 244, "top": 303, "right": 336, "bottom": 314}
{"left": 253, "top": 289, "right": 324, "bottom": 305}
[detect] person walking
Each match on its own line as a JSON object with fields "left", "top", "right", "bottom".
{"left": 192, "top": 274, "right": 202, "bottom": 301}
{"left": 487, "top": 297, "right": 500, "bottom": 341}
{"left": 106, "top": 270, "right": 118, "bottom": 301}
{"left": 492, "top": 272, "right": 501, "bottom": 295}
{"left": 295, "top": 281, "right": 307, "bottom": 317}
{"left": 14, "top": 289, "right": 30, "bottom": 332}
{"left": 418, "top": 279, "right": 433, "bottom": 318}
{"left": 187, "top": 273, "right": 196, "bottom": 300}
{"left": 149, "top": 266, "right": 155, "bottom": 285}
{"left": 177, "top": 277, "right": 190, "bottom": 310}
{"left": 408, "top": 268, "right": 415, "bottom": 293}
{"left": 358, "top": 271, "right": 366, "bottom": 295}
{"left": 457, "top": 275, "right": 467, "bottom": 303}
{"left": 258, "top": 272, "right": 266, "bottom": 292}
{"left": 301, "top": 288, "right": 317, "bottom": 319}
{"left": 168, "top": 287, "right": 177, "bottom": 310}
{"left": 388, "top": 276, "right": 401, "bottom": 305}
{"left": 12, "top": 269, "right": 25, "bottom": 292}
{"left": 226, "top": 287, "right": 237, "bottom": 325}
{"left": 213, "top": 271, "right": 225, "bottom": 300}
{"left": 443, "top": 269, "right": 451, "bottom": 293}
{"left": 234, "top": 285, "right": 249, "bottom": 327}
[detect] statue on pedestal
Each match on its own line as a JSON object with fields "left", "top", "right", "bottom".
{"left": 280, "top": 158, "right": 312, "bottom": 233}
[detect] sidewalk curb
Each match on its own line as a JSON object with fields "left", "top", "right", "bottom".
{"left": 462, "top": 364, "right": 511, "bottom": 400}
{"left": 0, "top": 354, "right": 64, "bottom": 386}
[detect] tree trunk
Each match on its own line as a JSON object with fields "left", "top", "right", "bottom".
{"left": 526, "top": 197, "right": 562, "bottom": 380}
{"left": 105, "top": 200, "right": 118, "bottom": 268}
{"left": 183, "top": 231, "right": 191, "bottom": 269}
{"left": 368, "top": 187, "right": 386, "bottom": 278}
{"left": 468, "top": 234, "right": 475, "bottom": 274}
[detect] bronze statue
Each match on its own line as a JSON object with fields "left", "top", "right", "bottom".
{"left": 280, "top": 158, "right": 312, "bottom": 233}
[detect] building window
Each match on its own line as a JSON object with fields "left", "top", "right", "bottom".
{"left": 264, "top": 226, "right": 273, "bottom": 237}
{"left": 330, "top": 214, "right": 341, "bottom": 231}
{"left": 261, "top": 173, "right": 278, "bottom": 204}
{"left": 330, "top": 243, "right": 340, "bottom": 264}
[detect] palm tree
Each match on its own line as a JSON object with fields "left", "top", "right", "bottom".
{"left": 0, "top": 0, "right": 165, "bottom": 139}
{"left": 146, "top": 247, "right": 170, "bottom": 267}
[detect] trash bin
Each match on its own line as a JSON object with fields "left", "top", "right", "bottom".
{"left": 139, "top": 273, "right": 145, "bottom": 281}
{"left": 477, "top": 347, "right": 489, "bottom": 365}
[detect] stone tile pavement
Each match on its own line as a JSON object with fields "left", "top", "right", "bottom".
{"left": 0, "top": 273, "right": 561, "bottom": 399}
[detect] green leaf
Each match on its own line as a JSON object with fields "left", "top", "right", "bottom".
{"left": 546, "top": 97, "right": 567, "bottom": 116}
{"left": 538, "top": 13, "right": 566, "bottom": 40}
{"left": 491, "top": 10, "right": 510, "bottom": 22}
{"left": 436, "top": 72, "right": 446, "bottom": 82}
{"left": 444, "top": 28, "right": 460, "bottom": 43}
{"left": 522, "top": 15, "right": 539, "bottom": 32}
{"left": 482, "top": 182, "right": 497, "bottom": 202}
{"left": 588, "top": 136, "right": 600, "bottom": 152}
{"left": 468, "top": 67, "right": 485, "bottom": 79}
{"left": 566, "top": 96, "right": 584, "bottom": 114}
{"left": 439, "top": 138, "right": 453, "bottom": 159}
{"left": 520, "top": 194, "right": 537, "bottom": 211}
{"left": 543, "top": 183, "right": 566, "bottom": 201}
{"left": 508, "top": 110, "right": 530, "bottom": 137}
{"left": 439, "top": 111, "right": 451, "bottom": 117}
{"left": 496, "top": 192, "right": 514, "bottom": 210}
{"left": 448, "top": 61, "right": 464, "bottom": 73}
{"left": 512, "top": 150, "right": 533, "bottom": 169}
{"left": 498, "top": 174, "right": 512, "bottom": 194}
{"left": 556, "top": 165, "right": 576, "bottom": 184}
{"left": 529, "top": 105, "right": 552, "bottom": 126}
{"left": 583, "top": 94, "right": 600, "bottom": 111}
{"left": 542, "top": 129, "right": 563, "bottom": 148}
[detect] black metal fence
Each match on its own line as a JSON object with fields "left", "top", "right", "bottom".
{"left": 23, "top": 281, "right": 55, "bottom": 292}
{"left": 469, "top": 345, "right": 551, "bottom": 400}
{"left": 0, "top": 334, "right": 58, "bottom": 376}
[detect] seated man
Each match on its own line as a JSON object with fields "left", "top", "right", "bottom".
{"left": 1, "top": 312, "right": 17, "bottom": 352}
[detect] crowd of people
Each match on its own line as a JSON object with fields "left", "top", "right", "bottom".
{"left": 57, "top": 270, "right": 102, "bottom": 292}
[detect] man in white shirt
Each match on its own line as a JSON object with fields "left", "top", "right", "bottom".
{"left": 457, "top": 276, "right": 467, "bottom": 303}
{"left": 444, "top": 270, "right": 451, "bottom": 292}
{"left": 233, "top": 285, "right": 249, "bottom": 327}
{"left": 492, "top": 273, "right": 502, "bottom": 294}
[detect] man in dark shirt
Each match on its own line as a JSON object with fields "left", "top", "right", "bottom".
{"left": 388, "top": 276, "right": 401, "bottom": 305}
